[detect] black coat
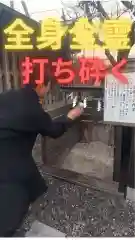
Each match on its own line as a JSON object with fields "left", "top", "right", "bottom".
{"left": 0, "top": 86, "right": 73, "bottom": 202}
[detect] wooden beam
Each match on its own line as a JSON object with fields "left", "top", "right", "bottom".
{"left": 42, "top": 166, "right": 122, "bottom": 196}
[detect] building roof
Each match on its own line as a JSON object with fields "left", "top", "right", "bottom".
{"left": 0, "top": 2, "right": 39, "bottom": 29}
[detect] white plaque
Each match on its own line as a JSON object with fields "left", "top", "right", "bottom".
{"left": 104, "top": 72, "right": 135, "bottom": 125}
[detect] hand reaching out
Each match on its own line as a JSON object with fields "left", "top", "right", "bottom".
{"left": 67, "top": 106, "right": 84, "bottom": 120}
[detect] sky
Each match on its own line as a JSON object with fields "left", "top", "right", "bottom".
{"left": 0, "top": 0, "right": 127, "bottom": 21}
{"left": 1, "top": 0, "right": 71, "bottom": 20}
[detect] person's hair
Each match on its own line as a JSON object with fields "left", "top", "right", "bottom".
{"left": 29, "top": 73, "right": 51, "bottom": 88}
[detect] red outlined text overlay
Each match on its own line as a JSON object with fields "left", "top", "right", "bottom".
{"left": 21, "top": 57, "right": 128, "bottom": 86}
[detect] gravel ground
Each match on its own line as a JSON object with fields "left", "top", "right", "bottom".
{"left": 15, "top": 137, "right": 135, "bottom": 237}
{"left": 15, "top": 175, "right": 135, "bottom": 237}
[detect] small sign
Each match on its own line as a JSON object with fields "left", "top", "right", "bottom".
{"left": 104, "top": 72, "right": 135, "bottom": 125}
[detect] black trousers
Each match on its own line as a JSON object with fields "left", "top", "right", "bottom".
{"left": 0, "top": 183, "right": 30, "bottom": 237}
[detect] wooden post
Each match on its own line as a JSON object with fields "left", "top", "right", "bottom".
{"left": 0, "top": 67, "right": 4, "bottom": 93}
{"left": 126, "top": 128, "right": 135, "bottom": 201}
{"left": 118, "top": 127, "right": 132, "bottom": 197}
{"left": 113, "top": 126, "right": 122, "bottom": 182}
{"left": 113, "top": 59, "right": 135, "bottom": 197}
{"left": 10, "top": 0, "right": 19, "bottom": 89}
{"left": 128, "top": 129, "right": 135, "bottom": 189}
{"left": 11, "top": 53, "right": 19, "bottom": 89}
{"left": 2, "top": 49, "right": 11, "bottom": 90}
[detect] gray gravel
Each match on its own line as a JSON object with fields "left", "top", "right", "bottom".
{"left": 14, "top": 136, "right": 135, "bottom": 237}
{"left": 15, "top": 174, "right": 135, "bottom": 237}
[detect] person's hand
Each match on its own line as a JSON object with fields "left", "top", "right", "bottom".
{"left": 67, "top": 106, "right": 84, "bottom": 120}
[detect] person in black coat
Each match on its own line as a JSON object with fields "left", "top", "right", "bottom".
{"left": 0, "top": 77, "right": 84, "bottom": 236}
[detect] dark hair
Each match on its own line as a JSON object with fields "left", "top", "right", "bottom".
{"left": 24, "top": 66, "right": 52, "bottom": 89}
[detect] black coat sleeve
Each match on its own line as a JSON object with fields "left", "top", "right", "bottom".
{"left": 33, "top": 105, "right": 74, "bottom": 138}
{"left": 0, "top": 87, "right": 75, "bottom": 138}
{"left": 20, "top": 87, "right": 75, "bottom": 138}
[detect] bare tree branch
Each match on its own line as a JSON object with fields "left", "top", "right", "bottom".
{"left": 21, "top": 0, "right": 30, "bottom": 17}
{"left": 90, "top": 1, "right": 117, "bottom": 65}
{"left": 116, "top": 9, "right": 130, "bottom": 19}
{"left": 117, "top": 1, "right": 135, "bottom": 61}
{"left": 61, "top": 0, "right": 135, "bottom": 64}
{"left": 121, "top": 1, "right": 135, "bottom": 17}
{"left": 91, "top": 1, "right": 135, "bottom": 62}
{"left": 96, "top": 1, "right": 110, "bottom": 20}
{"left": 62, "top": 0, "right": 116, "bottom": 65}
{"left": 10, "top": 1, "right": 14, "bottom": 9}
{"left": 121, "top": 1, "right": 134, "bottom": 11}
